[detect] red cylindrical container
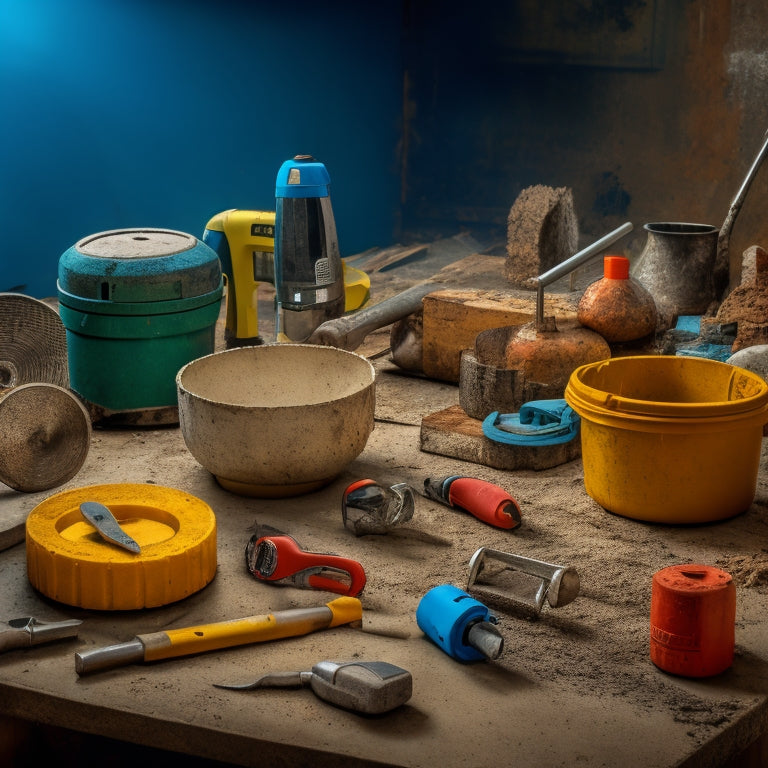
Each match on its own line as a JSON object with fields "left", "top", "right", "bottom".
{"left": 650, "top": 564, "right": 735, "bottom": 677}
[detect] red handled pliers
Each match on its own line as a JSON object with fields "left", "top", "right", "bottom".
{"left": 245, "top": 529, "right": 366, "bottom": 597}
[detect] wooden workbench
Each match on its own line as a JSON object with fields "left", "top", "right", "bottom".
{"left": 1, "top": 238, "right": 767, "bottom": 767}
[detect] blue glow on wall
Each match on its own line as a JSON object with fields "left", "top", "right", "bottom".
{"left": 0, "top": 0, "right": 403, "bottom": 297}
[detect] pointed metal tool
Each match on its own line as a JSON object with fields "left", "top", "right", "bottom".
{"left": 1, "top": 616, "right": 83, "bottom": 653}
{"left": 214, "top": 660, "right": 413, "bottom": 715}
{"left": 80, "top": 501, "right": 141, "bottom": 554}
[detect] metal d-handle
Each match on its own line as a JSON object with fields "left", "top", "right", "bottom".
{"left": 535, "top": 222, "right": 634, "bottom": 328}
{"left": 467, "top": 547, "right": 581, "bottom": 615}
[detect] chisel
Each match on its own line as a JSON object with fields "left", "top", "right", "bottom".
{"left": 75, "top": 596, "right": 362, "bottom": 676}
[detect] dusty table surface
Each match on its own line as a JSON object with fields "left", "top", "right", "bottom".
{"left": 1, "top": 241, "right": 768, "bottom": 767}
{"left": 1, "top": 357, "right": 768, "bottom": 768}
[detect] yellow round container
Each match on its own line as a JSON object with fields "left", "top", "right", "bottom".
{"left": 26, "top": 483, "right": 217, "bottom": 609}
{"left": 564, "top": 356, "right": 768, "bottom": 523}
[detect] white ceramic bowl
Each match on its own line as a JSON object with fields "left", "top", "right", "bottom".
{"left": 176, "top": 344, "right": 376, "bottom": 497}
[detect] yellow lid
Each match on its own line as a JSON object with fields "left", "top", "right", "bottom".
{"left": 26, "top": 483, "right": 217, "bottom": 610}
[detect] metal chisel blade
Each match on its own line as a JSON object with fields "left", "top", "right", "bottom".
{"left": 80, "top": 501, "right": 141, "bottom": 554}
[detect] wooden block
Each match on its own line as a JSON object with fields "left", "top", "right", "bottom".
{"left": 422, "top": 290, "right": 532, "bottom": 382}
{"left": 420, "top": 405, "right": 581, "bottom": 471}
{"left": 421, "top": 289, "right": 581, "bottom": 382}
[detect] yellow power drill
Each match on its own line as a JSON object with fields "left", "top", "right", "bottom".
{"left": 203, "top": 209, "right": 370, "bottom": 345}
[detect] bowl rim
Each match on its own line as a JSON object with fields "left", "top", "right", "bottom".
{"left": 175, "top": 343, "right": 376, "bottom": 408}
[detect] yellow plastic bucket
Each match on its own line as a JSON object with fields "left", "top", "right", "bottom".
{"left": 564, "top": 356, "right": 768, "bottom": 523}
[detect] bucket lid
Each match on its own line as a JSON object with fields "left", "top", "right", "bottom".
{"left": 58, "top": 228, "right": 222, "bottom": 303}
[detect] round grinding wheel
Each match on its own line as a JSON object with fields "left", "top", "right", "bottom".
{"left": 26, "top": 483, "right": 217, "bottom": 610}
{"left": 0, "top": 383, "right": 91, "bottom": 492}
{"left": 0, "top": 293, "right": 69, "bottom": 389}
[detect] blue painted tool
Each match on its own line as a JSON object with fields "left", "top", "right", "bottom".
{"left": 416, "top": 584, "right": 503, "bottom": 662}
{"left": 274, "top": 154, "right": 346, "bottom": 342}
{"left": 481, "top": 399, "right": 580, "bottom": 446}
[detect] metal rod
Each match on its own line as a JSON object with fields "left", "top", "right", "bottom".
{"left": 466, "top": 621, "right": 504, "bottom": 660}
{"left": 536, "top": 221, "right": 634, "bottom": 327}
{"left": 716, "top": 128, "right": 768, "bottom": 273}
{"left": 722, "top": 129, "right": 768, "bottom": 237}
{"left": 76, "top": 639, "right": 145, "bottom": 675}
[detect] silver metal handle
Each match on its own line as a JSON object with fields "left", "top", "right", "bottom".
{"left": 307, "top": 282, "right": 444, "bottom": 351}
{"left": 536, "top": 222, "right": 634, "bottom": 326}
{"left": 721, "top": 128, "right": 768, "bottom": 241}
{"left": 75, "top": 638, "right": 145, "bottom": 675}
{"left": 716, "top": 128, "right": 768, "bottom": 273}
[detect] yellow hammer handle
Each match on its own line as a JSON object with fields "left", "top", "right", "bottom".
{"left": 140, "top": 597, "right": 362, "bottom": 662}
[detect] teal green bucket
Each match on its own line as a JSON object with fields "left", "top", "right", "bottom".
{"left": 58, "top": 228, "right": 223, "bottom": 426}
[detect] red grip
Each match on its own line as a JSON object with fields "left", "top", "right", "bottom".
{"left": 255, "top": 535, "right": 366, "bottom": 596}
{"left": 447, "top": 477, "right": 521, "bottom": 529}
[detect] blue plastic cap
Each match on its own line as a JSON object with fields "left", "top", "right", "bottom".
{"left": 416, "top": 584, "right": 491, "bottom": 662}
{"left": 275, "top": 155, "right": 331, "bottom": 198}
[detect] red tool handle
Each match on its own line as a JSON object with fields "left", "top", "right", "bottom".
{"left": 447, "top": 477, "right": 522, "bottom": 530}
{"left": 253, "top": 535, "right": 366, "bottom": 597}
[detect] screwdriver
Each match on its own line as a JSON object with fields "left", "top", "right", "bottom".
{"left": 75, "top": 597, "right": 362, "bottom": 675}
{"left": 215, "top": 660, "right": 413, "bottom": 715}
{"left": 422, "top": 475, "right": 522, "bottom": 530}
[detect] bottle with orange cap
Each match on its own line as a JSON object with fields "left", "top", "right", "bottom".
{"left": 577, "top": 254, "right": 658, "bottom": 343}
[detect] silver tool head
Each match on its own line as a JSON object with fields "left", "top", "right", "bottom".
{"left": 467, "top": 547, "right": 580, "bottom": 618}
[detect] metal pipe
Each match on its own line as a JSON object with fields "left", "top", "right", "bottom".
{"left": 721, "top": 129, "right": 768, "bottom": 238}
{"left": 536, "top": 222, "right": 634, "bottom": 327}
{"left": 307, "top": 282, "right": 444, "bottom": 351}
{"left": 716, "top": 128, "right": 768, "bottom": 286}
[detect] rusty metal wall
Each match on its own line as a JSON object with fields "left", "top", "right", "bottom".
{"left": 401, "top": 0, "right": 768, "bottom": 286}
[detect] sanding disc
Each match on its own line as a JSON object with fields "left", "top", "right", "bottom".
{"left": 0, "top": 383, "right": 91, "bottom": 492}
{"left": 0, "top": 293, "right": 69, "bottom": 390}
{"left": 26, "top": 483, "right": 217, "bottom": 610}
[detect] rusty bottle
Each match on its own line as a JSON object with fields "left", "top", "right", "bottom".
{"left": 577, "top": 255, "right": 658, "bottom": 343}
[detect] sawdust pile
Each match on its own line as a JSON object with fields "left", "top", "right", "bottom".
{"left": 717, "top": 553, "right": 768, "bottom": 587}
{"left": 505, "top": 185, "right": 579, "bottom": 290}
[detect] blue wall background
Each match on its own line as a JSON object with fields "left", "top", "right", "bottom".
{"left": 0, "top": 0, "right": 404, "bottom": 298}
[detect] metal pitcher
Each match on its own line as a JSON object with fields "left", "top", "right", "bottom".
{"left": 632, "top": 222, "right": 720, "bottom": 316}
{"left": 632, "top": 129, "right": 768, "bottom": 317}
